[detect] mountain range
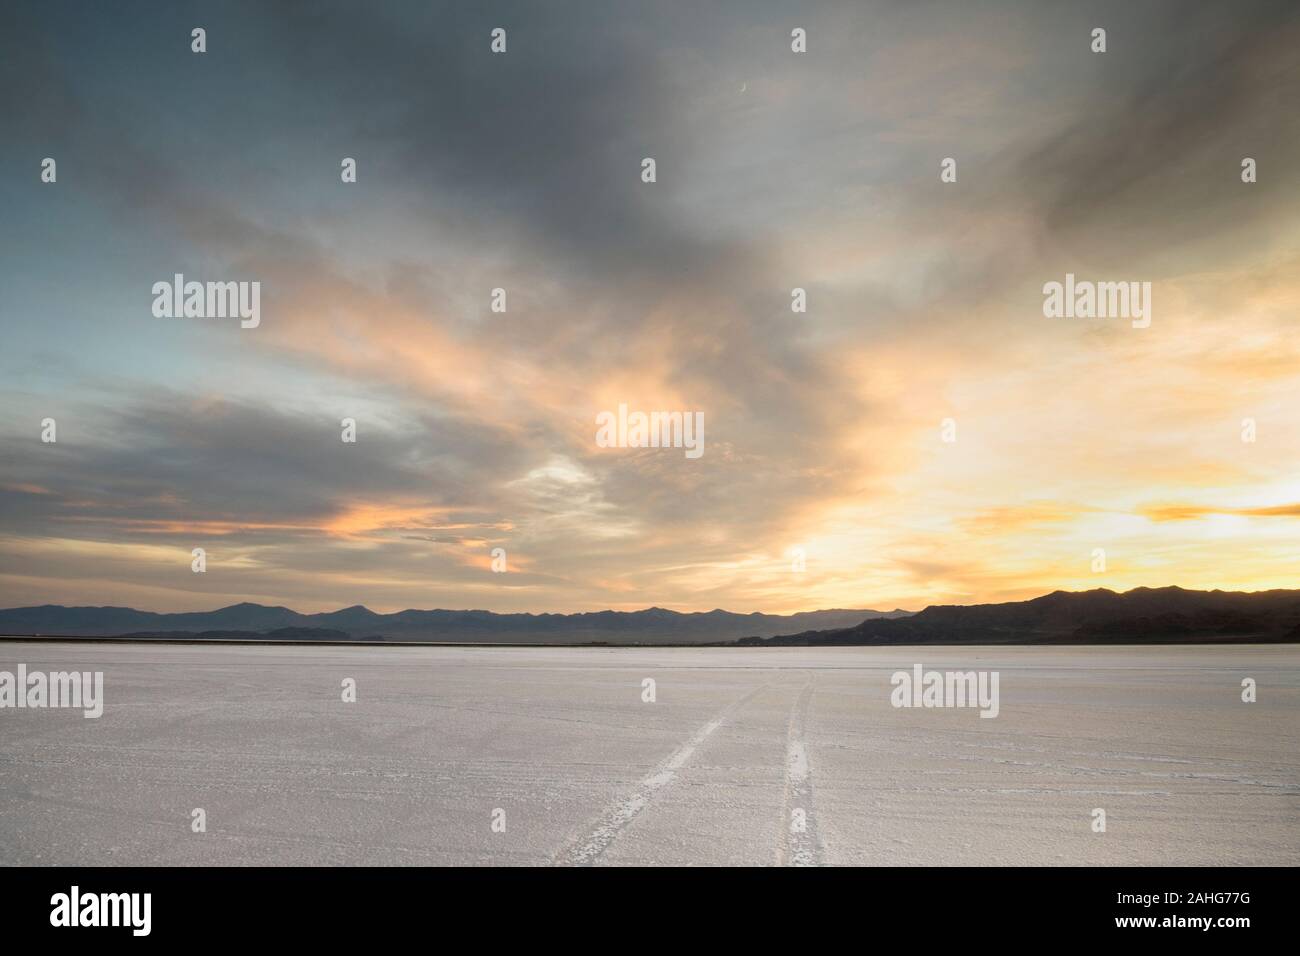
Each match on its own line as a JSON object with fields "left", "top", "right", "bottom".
{"left": 0, "top": 603, "right": 905, "bottom": 645}
{"left": 741, "top": 587, "right": 1300, "bottom": 645}
{"left": 2, "top": 587, "right": 1297, "bottom": 645}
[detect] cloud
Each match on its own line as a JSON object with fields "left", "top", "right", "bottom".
{"left": 1143, "top": 502, "right": 1300, "bottom": 521}
{"left": 2, "top": 1, "right": 1299, "bottom": 612}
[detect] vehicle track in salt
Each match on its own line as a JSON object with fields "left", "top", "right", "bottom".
{"left": 554, "top": 682, "right": 772, "bottom": 865}
{"left": 776, "top": 675, "right": 825, "bottom": 866}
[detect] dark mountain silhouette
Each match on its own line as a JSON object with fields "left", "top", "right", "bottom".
{"left": 740, "top": 587, "right": 1300, "bottom": 645}
{"left": 0, "top": 603, "right": 906, "bottom": 645}
{"left": 7, "top": 588, "right": 1296, "bottom": 645}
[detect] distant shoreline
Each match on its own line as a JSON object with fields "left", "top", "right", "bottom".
{"left": 5, "top": 587, "right": 1298, "bottom": 647}
{"left": 3, "top": 633, "right": 1295, "bottom": 648}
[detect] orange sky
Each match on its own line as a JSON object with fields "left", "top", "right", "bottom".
{"left": 2, "top": 2, "right": 1298, "bottom": 614}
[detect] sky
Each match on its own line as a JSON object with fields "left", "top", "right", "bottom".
{"left": 1, "top": 0, "right": 1298, "bottom": 615}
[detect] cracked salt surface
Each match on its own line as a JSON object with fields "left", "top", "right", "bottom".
{"left": 0, "top": 643, "right": 1296, "bottom": 866}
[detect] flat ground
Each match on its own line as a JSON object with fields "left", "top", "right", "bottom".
{"left": 1, "top": 642, "right": 1296, "bottom": 866}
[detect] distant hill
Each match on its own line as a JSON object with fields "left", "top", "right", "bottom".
{"left": 0, "top": 603, "right": 908, "bottom": 645}
{"left": 9, "top": 588, "right": 1295, "bottom": 646}
{"left": 740, "top": 587, "right": 1300, "bottom": 645}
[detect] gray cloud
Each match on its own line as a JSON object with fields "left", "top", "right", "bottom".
{"left": 0, "top": 389, "right": 534, "bottom": 535}
{"left": 2, "top": 0, "right": 1297, "bottom": 611}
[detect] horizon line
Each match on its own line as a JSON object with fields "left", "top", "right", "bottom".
{"left": 5, "top": 583, "right": 1297, "bottom": 618}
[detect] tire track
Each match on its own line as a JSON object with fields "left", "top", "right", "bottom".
{"left": 777, "top": 675, "right": 824, "bottom": 866}
{"left": 554, "top": 683, "right": 769, "bottom": 866}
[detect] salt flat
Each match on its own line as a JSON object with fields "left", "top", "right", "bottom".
{"left": 1, "top": 642, "right": 1296, "bottom": 866}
